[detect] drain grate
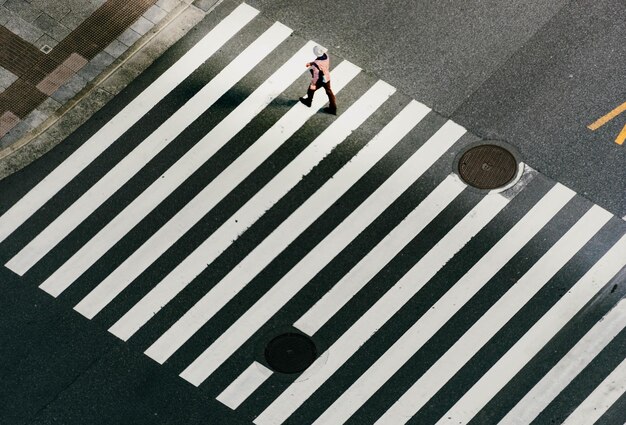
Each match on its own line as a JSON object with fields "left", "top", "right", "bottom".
{"left": 264, "top": 333, "right": 317, "bottom": 374}
{"left": 458, "top": 144, "right": 518, "bottom": 189}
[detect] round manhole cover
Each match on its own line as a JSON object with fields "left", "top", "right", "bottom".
{"left": 458, "top": 144, "right": 518, "bottom": 189}
{"left": 264, "top": 333, "right": 317, "bottom": 374}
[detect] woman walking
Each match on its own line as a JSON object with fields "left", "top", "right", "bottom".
{"left": 299, "top": 45, "right": 337, "bottom": 115}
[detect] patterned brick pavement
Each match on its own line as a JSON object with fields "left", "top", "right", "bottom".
{"left": 0, "top": 0, "right": 188, "bottom": 145}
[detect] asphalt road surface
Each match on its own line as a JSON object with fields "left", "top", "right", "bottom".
{"left": 1, "top": 1, "right": 625, "bottom": 424}
{"left": 247, "top": 0, "right": 626, "bottom": 219}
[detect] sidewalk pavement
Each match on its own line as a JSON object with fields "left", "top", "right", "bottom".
{"left": 0, "top": 0, "right": 221, "bottom": 179}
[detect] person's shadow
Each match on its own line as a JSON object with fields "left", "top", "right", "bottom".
{"left": 272, "top": 98, "right": 299, "bottom": 108}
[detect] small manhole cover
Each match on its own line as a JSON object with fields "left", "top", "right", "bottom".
{"left": 458, "top": 144, "right": 518, "bottom": 189}
{"left": 264, "top": 333, "right": 317, "bottom": 374}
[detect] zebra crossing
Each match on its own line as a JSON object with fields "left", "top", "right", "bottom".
{"left": 1, "top": 1, "right": 625, "bottom": 424}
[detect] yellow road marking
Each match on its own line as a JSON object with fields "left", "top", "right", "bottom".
{"left": 588, "top": 101, "right": 626, "bottom": 130}
{"left": 616, "top": 124, "right": 626, "bottom": 146}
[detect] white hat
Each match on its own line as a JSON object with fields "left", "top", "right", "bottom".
{"left": 313, "top": 45, "right": 327, "bottom": 57}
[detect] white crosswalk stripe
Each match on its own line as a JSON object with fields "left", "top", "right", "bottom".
{"left": 18, "top": 20, "right": 293, "bottom": 283}
{"left": 216, "top": 361, "right": 273, "bottom": 410}
{"left": 371, "top": 202, "right": 612, "bottom": 425}
{"left": 180, "top": 175, "right": 471, "bottom": 389}
{"left": 499, "top": 299, "right": 626, "bottom": 425}
{"left": 74, "top": 60, "right": 362, "bottom": 320}
{"left": 307, "top": 183, "right": 585, "bottom": 425}
{"left": 108, "top": 79, "right": 395, "bottom": 341}
{"left": 1, "top": 3, "right": 624, "bottom": 425}
{"left": 434, "top": 233, "right": 626, "bottom": 425}
{"left": 145, "top": 99, "right": 432, "bottom": 364}
{"left": 10, "top": 22, "right": 292, "bottom": 277}
{"left": 254, "top": 191, "right": 510, "bottom": 425}
{"left": 38, "top": 36, "right": 312, "bottom": 297}
{"left": 294, "top": 174, "right": 466, "bottom": 337}
{"left": 177, "top": 125, "right": 467, "bottom": 386}
{"left": 561, "top": 355, "right": 626, "bottom": 425}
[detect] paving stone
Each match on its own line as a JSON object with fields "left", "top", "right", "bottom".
{"left": 4, "top": 16, "right": 44, "bottom": 43}
{"left": 36, "top": 96, "right": 62, "bottom": 115}
{"left": 3, "top": 0, "right": 41, "bottom": 22}
{"left": 0, "top": 67, "right": 19, "bottom": 91}
{"left": 104, "top": 39, "right": 129, "bottom": 59}
{"left": 78, "top": 1, "right": 101, "bottom": 17}
{"left": 0, "top": 25, "right": 48, "bottom": 77}
{"left": 192, "top": 0, "right": 218, "bottom": 12}
{"left": 36, "top": 63, "right": 75, "bottom": 95}
{"left": 0, "top": 78, "right": 47, "bottom": 116}
{"left": 62, "top": 0, "right": 96, "bottom": 12}
{"left": 117, "top": 28, "right": 142, "bottom": 46}
{"left": 50, "top": 73, "right": 87, "bottom": 103}
{"left": 27, "top": 0, "right": 70, "bottom": 21}
{"left": 60, "top": 12, "right": 88, "bottom": 30}
{"left": 0, "top": 7, "right": 10, "bottom": 26}
{"left": 32, "top": 13, "right": 58, "bottom": 33}
{"left": 66, "top": 2, "right": 98, "bottom": 22}
{"left": 90, "top": 50, "right": 115, "bottom": 70}
{"left": 22, "top": 107, "right": 49, "bottom": 129}
{"left": 78, "top": 50, "right": 115, "bottom": 80}
{"left": 66, "top": 72, "right": 88, "bottom": 92}
{"left": 33, "top": 13, "right": 71, "bottom": 42}
{"left": 0, "top": 117, "right": 29, "bottom": 147}
{"left": 89, "top": 0, "right": 107, "bottom": 9}
{"left": 48, "top": 25, "right": 71, "bottom": 43}
{"left": 35, "top": 33, "right": 60, "bottom": 51}
{"left": 145, "top": 6, "right": 203, "bottom": 52}
{"left": 143, "top": 4, "right": 167, "bottom": 24}
{"left": 0, "top": 110, "right": 20, "bottom": 138}
{"left": 156, "top": 0, "right": 179, "bottom": 12}
{"left": 64, "top": 53, "right": 89, "bottom": 71}
{"left": 130, "top": 15, "right": 154, "bottom": 35}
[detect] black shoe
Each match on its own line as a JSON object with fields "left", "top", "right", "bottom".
{"left": 299, "top": 97, "right": 311, "bottom": 107}
{"left": 323, "top": 107, "right": 337, "bottom": 115}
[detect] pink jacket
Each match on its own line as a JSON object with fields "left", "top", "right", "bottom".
{"left": 309, "top": 54, "right": 330, "bottom": 87}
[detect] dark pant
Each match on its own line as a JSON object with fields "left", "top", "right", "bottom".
{"left": 306, "top": 81, "right": 337, "bottom": 110}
